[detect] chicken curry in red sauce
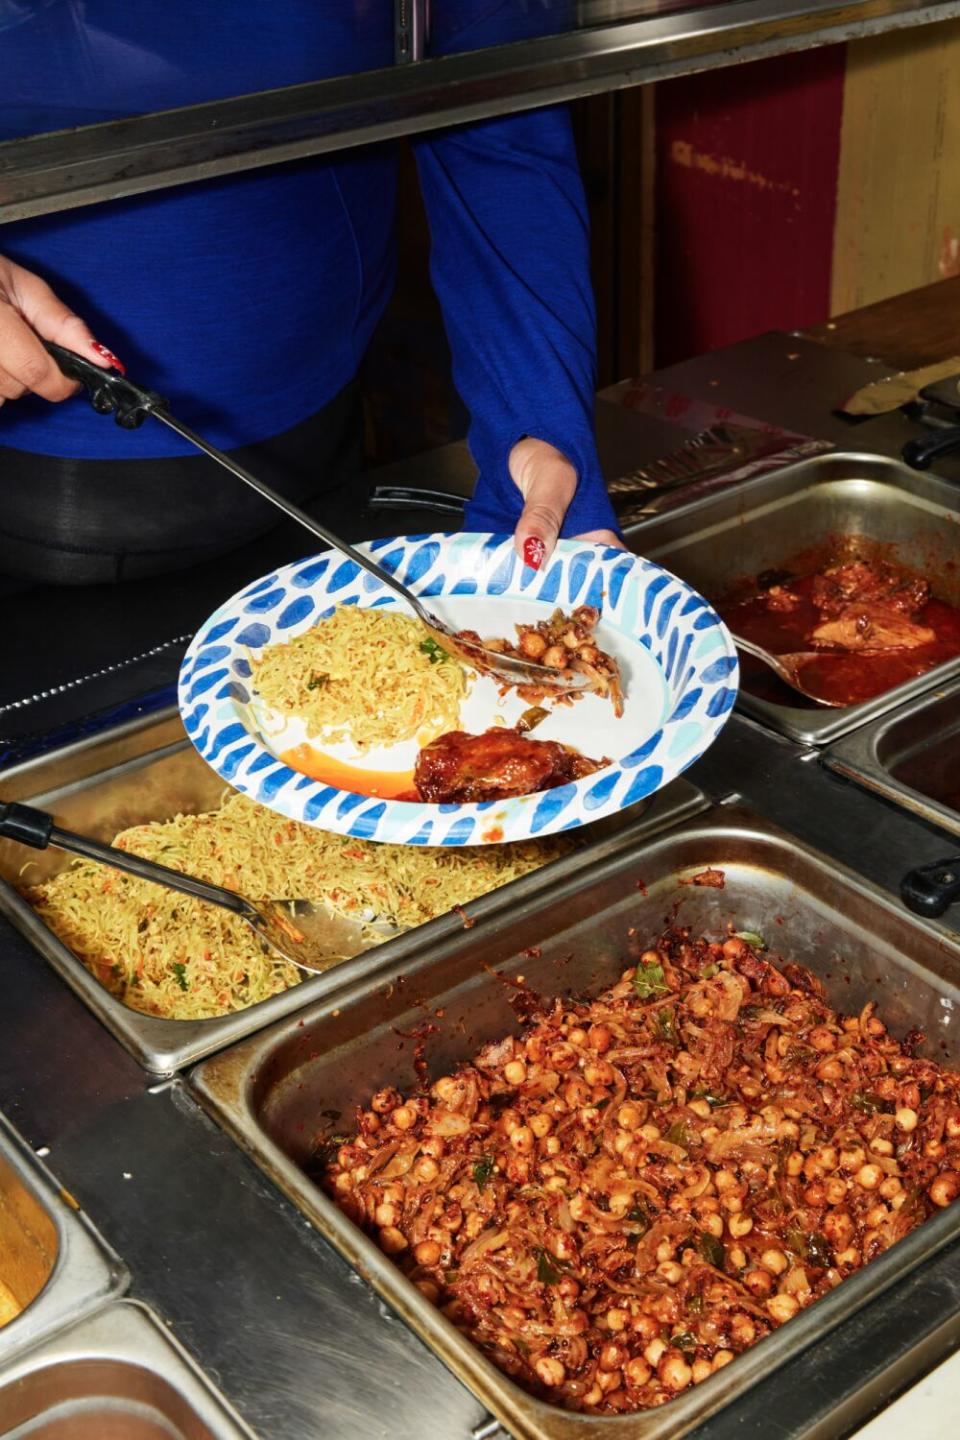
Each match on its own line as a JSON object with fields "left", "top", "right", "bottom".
{"left": 722, "top": 560, "right": 960, "bottom": 708}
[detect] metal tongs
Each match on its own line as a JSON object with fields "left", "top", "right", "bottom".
{"left": 0, "top": 798, "right": 390, "bottom": 974}
{"left": 44, "top": 343, "right": 589, "bottom": 696}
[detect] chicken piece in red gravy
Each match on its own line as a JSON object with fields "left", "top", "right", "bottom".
{"left": 812, "top": 604, "right": 935, "bottom": 652}
{"left": 414, "top": 728, "right": 605, "bottom": 803}
{"left": 810, "top": 563, "right": 935, "bottom": 652}
{"left": 811, "top": 562, "right": 929, "bottom": 619}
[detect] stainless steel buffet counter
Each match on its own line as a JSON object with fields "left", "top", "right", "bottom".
{"left": 2, "top": 335, "right": 960, "bottom": 1437}
{"left": 1, "top": 710, "right": 959, "bottom": 1440}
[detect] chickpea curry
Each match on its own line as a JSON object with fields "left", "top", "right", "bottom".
{"left": 322, "top": 928, "right": 960, "bottom": 1416}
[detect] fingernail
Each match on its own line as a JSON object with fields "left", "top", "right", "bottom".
{"left": 91, "top": 341, "right": 126, "bottom": 375}
{"left": 522, "top": 537, "right": 546, "bottom": 571}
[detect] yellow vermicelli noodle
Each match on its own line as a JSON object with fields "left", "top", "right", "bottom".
{"left": 25, "top": 792, "right": 567, "bottom": 1022}
{"left": 250, "top": 604, "right": 468, "bottom": 750}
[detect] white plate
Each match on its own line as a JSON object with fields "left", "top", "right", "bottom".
{"left": 178, "top": 533, "right": 738, "bottom": 846}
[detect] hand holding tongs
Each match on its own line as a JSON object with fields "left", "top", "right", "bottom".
{"left": 43, "top": 343, "right": 590, "bottom": 695}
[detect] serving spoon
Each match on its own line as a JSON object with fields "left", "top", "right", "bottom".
{"left": 732, "top": 635, "right": 845, "bottom": 708}
{"left": 0, "top": 800, "right": 393, "bottom": 975}
{"left": 43, "top": 342, "right": 591, "bottom": 698}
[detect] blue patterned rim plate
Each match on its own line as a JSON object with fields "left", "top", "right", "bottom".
{"left": 178, "top": 533, "right": 738, "bottom": 846}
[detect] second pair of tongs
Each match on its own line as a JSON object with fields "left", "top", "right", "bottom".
{"left": 43, "top": 342, "right": 589, "bottom": 696}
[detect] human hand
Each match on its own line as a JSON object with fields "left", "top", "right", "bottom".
{"left": 508, "top": 436, "right": 625, "bottom": 570}
{"left": 0, "top": 255, "right": 122, "bottom": 408}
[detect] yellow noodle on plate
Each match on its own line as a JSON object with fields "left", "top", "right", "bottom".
{"left": 250, "top": 604, "right": 468, "bottom": 750}
{"left": 25, "top": 792, "right": 568, "bottom": 1022}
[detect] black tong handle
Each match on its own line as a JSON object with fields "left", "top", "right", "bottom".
{"left": 0, "top": 801, "right": 53, "bottom": 849}
{"left": 902, "top": 427, "right": 960, "bottom": 471}
{"left": 900, "top": 857, "right": 960, "bottom": 918}
{"left": 0, "top": 799, "right": 248, "bottom": 915}
{"left": 43, "top": 341, "right": 166, "bottom": 429}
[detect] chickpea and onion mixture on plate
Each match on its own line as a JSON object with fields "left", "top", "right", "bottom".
{"left": 322, "top": 928, "right": 960, "bottom": 1415}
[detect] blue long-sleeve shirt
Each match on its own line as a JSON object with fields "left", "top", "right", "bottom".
{"left": 0, "top": 1, "right": 618, "bottom": 536}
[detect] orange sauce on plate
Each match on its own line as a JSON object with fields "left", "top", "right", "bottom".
{"left": 281, "top": 744, "right": 417, "bottom": 800}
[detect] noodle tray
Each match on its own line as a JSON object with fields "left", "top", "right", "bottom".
{"left": 0, "top": 710, "right": 707, "bottom": 1073}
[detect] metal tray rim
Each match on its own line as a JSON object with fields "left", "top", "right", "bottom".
{"left": 189, "top": 805, "right": 960, "bottom": 1440}
{"left": 0, "top": 1298, "right": 256, "bottom": 1438}
{"left": 0, "top": 1111, "right": 127, "bottom": 1370}
{"left": 823, "top": 678, "right": 960, "bottom": 841}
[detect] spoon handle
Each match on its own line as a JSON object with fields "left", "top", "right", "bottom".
{"left": 729, "top": 635, "right": 768, "bottom": 664}
{"left": 0, "top": 800, "right": 249, "bottom": 918}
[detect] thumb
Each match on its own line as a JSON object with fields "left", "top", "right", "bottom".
{"left": 514, "top": 496, "right": 565, "bottom": 573}
{"left": 509, "top": 438, "right": 576, "bottom": 571}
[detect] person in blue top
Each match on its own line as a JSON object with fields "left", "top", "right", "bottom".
{"left": 0, "top": 2, "right": 621, "bottom": 584}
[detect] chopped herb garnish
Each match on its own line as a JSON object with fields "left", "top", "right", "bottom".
{"left": 657, "top": 1007, "right": 679, "bottom": 1046}
{"left": 702, "top": 962, "right": 720, "bottom": 978}
{"left": 697, "top": 1231, "right": 726, "bottom": 1268}
{"left": 734, "top": 930, "right": 766, "bottom": 950}
{"left": 691, "top": 1088, "right": 730, "bottom": 1109}
{"left": 634, "top": 960, "right": 669, "bottom": 1000}
{"left": 590, "top": 1097, "right": 611, "bottom": 1111}
{"left": 663, "top": 1119, "right": 694, "bottom": 1150}
{"left": 305, "top": 671, "right": 328, "bottom": 691}
{"left": 535, "top": 1248, "right": 564, "bottom": 1285}
{"left": 418, "top": 637, "right": 448, "bottom": 665}
{"left": 172, "top": 962, "right": 189, "bottom": 992}
{"left": 473, "top": 1156, "right": 495, "bottom": 1193}
{"left": 687, "top": 1293, "right": 704, "bottom": 1314}
{"left": 671, "top": 1330, "right": 696, "bottom": 1352}
{"left": 805, "top": 1231, "right": 833, "bottom": 1269}
{"left": 852, "top": 1091, "right": 894, "bottom": 1115}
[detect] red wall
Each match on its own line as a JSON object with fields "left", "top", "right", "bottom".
{"left": 654, "top": 47, "right": 847, "bottom": 366}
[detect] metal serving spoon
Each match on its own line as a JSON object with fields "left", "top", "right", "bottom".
{"left": 44, "top": 343, "right": 590, "bottom": 697}
{"left": 0, "top": 800, "right": 391, "bottom": 975}
{"left": 732, "top": 634, "right": 844, "bottom": 708}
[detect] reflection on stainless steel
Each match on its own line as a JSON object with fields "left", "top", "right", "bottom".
{"left": 191, "top": 807, "right": 960, "bottom": 1440}
{"left": 0, "top": 1301, "right": 255, "bottom": 1439}
{"left": 0, "top": 1114, "right": 125, "bottom": 1368}
{"left": 630, "top": 452, "right": 960, "bottom": 745}
{"left": 824, "top": 679, "right": 960, "bottom": 838}
{"left": 0, "top": 708, "right": 707, "bottom": 1074}
{"left": 3, "top": 2, "right": 958, "bottom": 222}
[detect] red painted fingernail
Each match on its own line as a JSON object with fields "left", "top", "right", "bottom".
{"left": 523, "top": 537, "right": 546, "bottom": 571}
{"left": 91, "top": 341, "right": 126, "bottom": 375}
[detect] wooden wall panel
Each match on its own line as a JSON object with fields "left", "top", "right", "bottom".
{"left": 831, "top": 20, "right": 960, "bottom": 315}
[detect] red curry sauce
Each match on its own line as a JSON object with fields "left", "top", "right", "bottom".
{"left": 722, "top": 572, "right": 960, "bottom": 709}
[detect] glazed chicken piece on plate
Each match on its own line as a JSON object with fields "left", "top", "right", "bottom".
{"left": 414, "top": 728, "right": 606, "bottom": 803}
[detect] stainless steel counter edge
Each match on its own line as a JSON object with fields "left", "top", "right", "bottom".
{"left": 4, "top": 1, "right": 958, "bottom": 221}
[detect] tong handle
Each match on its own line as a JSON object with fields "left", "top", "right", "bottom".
{"left": 43, "top": 341, "right": 166, "bottom": 429}
{"left": 0, "top": 799, "right": 249, "bottom": 915}
{"left": 0, "top": 801, "right": 53, "bottom": 849}
{"left": 900, "top": 856, "right": 960, "bottom": 918}
{"left": 901, "top": 426, "right": 960, "bottom": 472}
